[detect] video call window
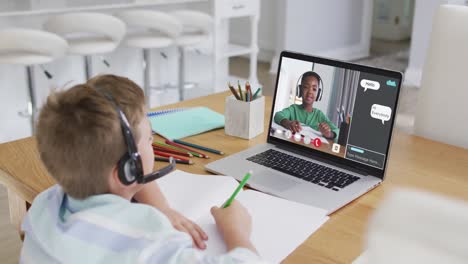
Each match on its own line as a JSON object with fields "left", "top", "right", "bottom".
{"left": 271, "top": 57, "right": 398, "bottom": 170}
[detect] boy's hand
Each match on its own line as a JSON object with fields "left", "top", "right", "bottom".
{"left": 318, "top": 122, "right": 333, "bottom": 138}
{"left": 211, "top": 200, "right": 256, "bottom": 253}
{"left": 163, "top": 208, "right": 208, "bottom": 250}
{"left": 286, "top": 120, "right": 302, "bottom": 133}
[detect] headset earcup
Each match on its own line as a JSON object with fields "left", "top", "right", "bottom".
{"left": 118, "top": 153, "right": 136, "bottom": 185}
{"left": 316, "top": 87, "right": 322, "bottom": 101}
{"left": 297, "top": 84, "right": 302, "bottom": 98}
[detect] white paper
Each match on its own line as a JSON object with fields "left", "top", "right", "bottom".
{"left": 157, "top": 170, "right": 329, "bottom": 263}
{"left": 157, "top": 170, "right": 238, "bottom": 221}
{"left": 237, "top": 190, "right": 329, "bottom": 263}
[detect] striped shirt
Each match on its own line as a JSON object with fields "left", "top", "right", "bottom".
{"left": 20, "top": 185, "right": 263, "bottom": 264}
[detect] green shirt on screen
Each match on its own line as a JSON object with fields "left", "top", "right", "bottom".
{"left": 274, "top": 104, "right": 339, "bottom": 140}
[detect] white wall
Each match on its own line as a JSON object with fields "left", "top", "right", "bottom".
{"left": 405, "top": 0, "right": 442, "bottom": 86}
{"left": 406, "top": 0, "right": 468, "bottom": 87}
{"left": 284, "top": 1, "right": 362, "bottom": 53}
{"left": 231, "top": 0, "right": 374, "bottom": 65}
{"left": 282, "top": 0, "right": 372, "bottom": 60}
{"left": 270, "top": 0, "right": 373, "bottom": 73}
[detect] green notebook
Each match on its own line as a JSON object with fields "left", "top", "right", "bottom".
{"left": 149, "top": 107, "right": 225, "bottom": 140}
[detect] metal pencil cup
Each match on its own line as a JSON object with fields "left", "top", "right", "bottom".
{"left": 225, "top": 95, "right": 265, "bottom": 139}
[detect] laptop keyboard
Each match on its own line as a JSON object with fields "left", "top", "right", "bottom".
{"left": 246, "top": 149, "right": 360, "bottom": 191}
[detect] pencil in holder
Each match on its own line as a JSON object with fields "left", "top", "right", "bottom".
{"left": 225, "top": 95, "right": 265, "bottom": 139}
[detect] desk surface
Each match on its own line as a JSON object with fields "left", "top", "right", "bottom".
{"left": 1, "top": 91, "right": 468, "bottom": 263}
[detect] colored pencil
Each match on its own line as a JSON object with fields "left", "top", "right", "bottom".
{"left": 154, "top": 141, "right": 204, "bottom": 158}
{"left": 165, "top": 140, "right": 209, "bottom": 158}
{"left": 152, "top": 144, "right": 193, "bottom": 157}
{"left": 154, "top": 156, "right": 193, "bottom": 165}
{"left": 222, "top": 171, "right": 251, "bottom": 208}
{"left": 173, "top": 139, "right": 224, "bottom": 155}
{"left": 165, "top": 140, "right": 210, "bottom": 159}
{"left": 153, "top": 141, "right": 196, "bottom": 155}
{"left": 153, "top": 150, "right": 191, "bottom": 162}
{"left": 228, "top": 82, "right": 240, "bottom": 100}
{"left": 246, "top": 81, "right": 253, "bottom": 101}
{"left": 252, "top": 87, "right": 262, "bottom": 99}
{"left": 237, "top": 80, "right": 243, "bottom": 101}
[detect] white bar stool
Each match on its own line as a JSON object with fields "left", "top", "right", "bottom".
{"left": 44, "top": 12, "right": 126, "bottom": 80}
{"left": 0, "top": 28, "right": 68, "bottom": 133}
{"left": 116, "top": 10, "right": 182, "bottom": 107}
{"left": 171, "top": 10, "right": 213, "bottom": 101}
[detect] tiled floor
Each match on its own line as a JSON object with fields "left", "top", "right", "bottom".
{"left": 0, "top": 39, "right": 416, "bottom": 262}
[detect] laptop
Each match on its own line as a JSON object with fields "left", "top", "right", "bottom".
{"left": 206, "top": 51, "right": 402, "bottom": 214}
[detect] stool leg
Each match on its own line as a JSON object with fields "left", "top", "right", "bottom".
{"left": 143, "top": 49, "right": 151, "bottom": 107}
{"left": 178, "top": 46, "right": 185, "bottom": 101}
{"left": 26, "top": 66, "right": 37, "bottom": 134}
{"left": 84, "top": 55, "right": 93, "bottom": 80}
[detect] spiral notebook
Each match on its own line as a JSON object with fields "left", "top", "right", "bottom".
{"left": 147, "top": 108, "right": 189, "bottom": 117}
{"left": 148, "top": 107, "right": 225, "bottom": 140}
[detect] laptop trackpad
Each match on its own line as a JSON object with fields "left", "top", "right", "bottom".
{"left": 248, "top": 170, "right": 298, "bottom": 192}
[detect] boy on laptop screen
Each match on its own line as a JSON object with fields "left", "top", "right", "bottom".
{"left": 271, "top": 56, "right": 399, "bottom": 170}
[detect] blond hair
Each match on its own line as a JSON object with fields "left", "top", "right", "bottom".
{"left": 36, "top": 75, "right": 145, "bottom": 199}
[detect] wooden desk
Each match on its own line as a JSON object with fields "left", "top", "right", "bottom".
{"left": 1, "top": 91, "right": 468, "bottom": 263}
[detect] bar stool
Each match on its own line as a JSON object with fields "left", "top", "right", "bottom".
{"left": 171, "top": 10, "right": 213, "bottom": 101}
{"left": 44, "top": 12, "right": 126, "bottom": 80}
{"left": 0, "top": 28, "right": 68, "bottom": 133}
{"left": 116, "top": 10, "right": 182, "bottom": 107}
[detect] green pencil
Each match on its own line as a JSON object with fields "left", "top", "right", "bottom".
{"left": 222, "top": 171, "right": 252, "bottom": 208}
{"left": 252, "top": 87, "right": 262, "bottom": 99}
{"left": 237, "top": 81, "right": 243, "bottom": 101}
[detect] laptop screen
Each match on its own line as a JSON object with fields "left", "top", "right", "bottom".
{"left": 268, "top": 51, "right": 402, "bottom": 177}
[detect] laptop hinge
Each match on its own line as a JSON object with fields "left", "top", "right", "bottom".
{"left": 276, "top": 144, "right": 370, "bottom": 176}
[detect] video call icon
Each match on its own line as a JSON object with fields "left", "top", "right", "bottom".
{"left": 313, "top": 138, "right": 322, "bottom": 148}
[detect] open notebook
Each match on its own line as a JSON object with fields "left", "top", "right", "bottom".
{"left": 157, "top": 170, "right": 329, "bottom": 263}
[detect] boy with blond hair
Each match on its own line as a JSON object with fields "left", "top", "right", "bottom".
{"left": 20, "top": 75, "right": 261, "bottom": 263}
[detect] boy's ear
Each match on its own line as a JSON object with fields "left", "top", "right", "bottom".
{"left": 108, "top": 165, "right": 125, "bottom": 193}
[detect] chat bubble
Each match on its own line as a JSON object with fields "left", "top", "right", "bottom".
{"left": 370, "top": 104, "right": 392, "bottom": 124}
{"left": 360, "top": 79, "right": 380, "bottom": 92}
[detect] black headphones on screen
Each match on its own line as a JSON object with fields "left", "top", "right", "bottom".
{"left": 295, "top": 71, "right": 324, "bottom": 101}
{"left": 98, "top": 91, "right": 175, "bottom": 185}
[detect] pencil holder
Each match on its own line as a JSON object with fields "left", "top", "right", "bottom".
{"left": 225, "top": 95, "right": 265, "bottom": 139}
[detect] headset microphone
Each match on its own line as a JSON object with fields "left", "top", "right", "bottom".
{"left": 138, "top": 157, "right": 175, "bottom": 184}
